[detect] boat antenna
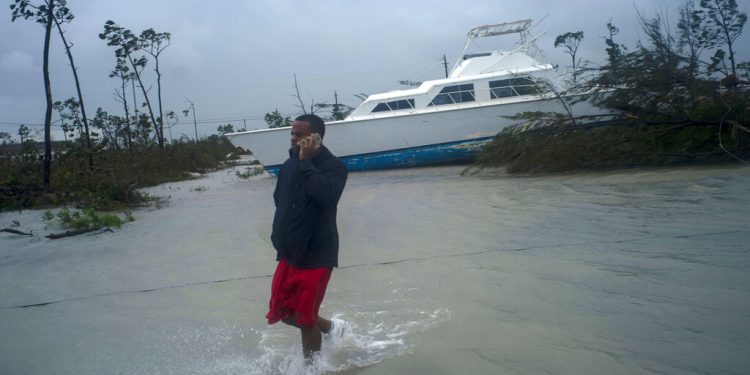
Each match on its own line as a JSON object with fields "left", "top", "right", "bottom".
{"left": 531, "top": 14, "right": 550, "bottom": 30}
{"left": 524, "top": 14, "right": 550, "bottom": 58}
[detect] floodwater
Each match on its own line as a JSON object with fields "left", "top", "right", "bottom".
{"left": 1, "top": 163, "right": 749, "bottom": 375}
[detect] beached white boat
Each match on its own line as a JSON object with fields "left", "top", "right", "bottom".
{"left": 226, "top": 20, "right": 611, "bottom": 175}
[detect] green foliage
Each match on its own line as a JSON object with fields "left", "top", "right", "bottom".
{"left": 17, "top": 124, "right": 31, "bottom": 143}
{"left": 314, "top": 102, "right": 353, "bottom": 121}
{"left": 0, "top": 138, "right": 235, "bottom": 211}
{"left": 554, "top": 31, "right": 584, "bottom": 83}
{"left": 138, "top": 27, "right": 171, "bottom": 147}
{"left": 472, "top": 121, "right": 747, "bottom": 174}
{"left": 331, "top": 103, "right": 347, "bottom": 121}
{"left": 99, "top": 20, "right": 140, "bottom": 60}
{"left": 14, "top": 125, "right": 40, "bottom": 160}
{"left": 0, "top": 132, "right": 11, "bottom": 145}
{"left": 138, "top": 28, "right": 171, "bottom": 55}
{"left": 587, "top": 2, "right": 748, "bottom": 128}
{"left": 264, "top": 110, "right": 291, "bottom": 129}
{"left": 100, "top": 20, "right": 165, "bottom": 146}
{"left": 603, "top": 20, "right": 627, "bottom": 84}
{"left": 48, "top": 207, "right": 128, "bottom": 230}
{"left": 42, "top": 210, "right": 54, "bottom": 221}
{"left": 217, "top": 124, "right": 234, "bottom": 135}
{"left": 236, "top": 167, "right": 265, "bottom": 179}
{"left": 677, "top": 1, "right": 713, "bottom": 64}
{"left": 554, "top": 31, "right": 583, "bottom": 49}
{"left": 700, "top": 0, "right": 747, "bottom": 76}
{"left": 53, "top": 97, "right": 86, "bottom": 141}
{"left": 10, "top": 0, "right": 72, "bottom": 24}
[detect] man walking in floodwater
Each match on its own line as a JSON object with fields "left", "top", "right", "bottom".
{"left": 266, "top": 114, "right": 348, "bottom": 360}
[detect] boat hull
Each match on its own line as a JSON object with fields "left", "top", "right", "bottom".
{"left": 226, "top": 96, "right": 607, "bottom": 175}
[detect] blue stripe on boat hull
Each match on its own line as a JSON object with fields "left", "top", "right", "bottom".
{"left": 263, "top": 137, "right": 493, "bottom": 176}
{"left": 340, "top": 137, "right": 492, "bottom": 172}
{"left": 265, "top": 165, "right": 281, "bottom": 176}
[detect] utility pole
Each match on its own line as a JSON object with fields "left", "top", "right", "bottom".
{"left": 443, "top": 54, "right": 449, "bottom": 78}
{"left": 185, "top": 98, "right": 198, "bottom": 142}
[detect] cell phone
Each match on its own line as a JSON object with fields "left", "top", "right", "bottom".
{"left": 311, "top": 133, "right": 322, "bottom": 146}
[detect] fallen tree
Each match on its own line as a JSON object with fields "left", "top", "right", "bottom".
{"left": 46, "top": 227, "right": 112, "bottom": 239}
{"left": 1, "top": 228, "right": 33, "bottom": 236}
{"left": 470, "top": 119, "right": 748, "bottom": 174}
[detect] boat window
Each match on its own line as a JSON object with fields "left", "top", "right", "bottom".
{"left": 489, "top": 80, "right": 514, "bottom": 98}
{"left": 428, "top": 84, "right": 475, "bottom": 106}
{"left": 489, "top": 77, "right": 539, "bottom": 99}
{"left": 511, "top": 77, "right": 538, "bottom": 96}
{"left": 388, "top": 99, "right": 415, "bottom": 110}
{"left": 371, "top": 99, "right": 415, "bottom": 113}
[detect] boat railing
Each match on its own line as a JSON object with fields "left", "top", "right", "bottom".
{"left": 453, "top": 19, "right": 535, "bottom": 76}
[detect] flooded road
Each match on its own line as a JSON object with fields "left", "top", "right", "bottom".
{"left": 1, "top": 164, "right": 749, "bottom": 374}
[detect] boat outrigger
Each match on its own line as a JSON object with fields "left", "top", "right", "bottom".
{"left": 226, "top": 20, "right": 610, "bottom": 175}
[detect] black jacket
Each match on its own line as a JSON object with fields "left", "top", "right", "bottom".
{"left": 270, "top": 145, "right": 348, "bottom": 268}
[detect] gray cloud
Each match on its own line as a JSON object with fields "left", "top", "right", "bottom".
{"left": 0, "top": 50, "right": 37, "bottom": 73}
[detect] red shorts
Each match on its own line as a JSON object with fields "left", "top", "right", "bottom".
{"left": 266, "top": 259, "right": 332, "bottom": 328}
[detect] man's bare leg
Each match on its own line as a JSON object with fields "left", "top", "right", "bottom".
{"left": 282, "top": 316, "right": 300, "bottom": 328}
{"left": 301, "top": 324, "right": 322, "bottom": 359}
{"left": 283, "top": 316, "right": 333, "bottom": 360}
{"left": 317, "top": 317, "right": 332, "bottom": 334}
{"left": 282, "top": 316, "right": 332, "bottom": 333}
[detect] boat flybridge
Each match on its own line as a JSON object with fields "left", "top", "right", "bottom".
{"left": 226, "top": 20, "right": 607, "bottom": 174}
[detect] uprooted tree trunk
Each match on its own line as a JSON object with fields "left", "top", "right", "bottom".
{"left": 46, "top": 227, "right": 113, "bottom": 239}
{"left": 1, "top": 228, "right": 33, "bottom": 236}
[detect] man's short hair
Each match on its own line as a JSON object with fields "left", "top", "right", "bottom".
{"left": 295, "top": 114, "right": 325, "bottom": 138}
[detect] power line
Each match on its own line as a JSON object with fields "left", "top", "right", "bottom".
{"left": 1, "top": 59, "right": 442, "bottom": 98}
{"left": 0, "top": 114, "right": 268, "bottom": 128}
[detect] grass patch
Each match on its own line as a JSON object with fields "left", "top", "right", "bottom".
{"left": 42, "top": 207, "right": 134, "bottom": 230}
{"left": 236, "top": 166, "right": 265, "bottom": 179}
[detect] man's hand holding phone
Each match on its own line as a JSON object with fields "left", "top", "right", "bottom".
{"left": 299, "top": 133, "right": 322, "bottom": 160}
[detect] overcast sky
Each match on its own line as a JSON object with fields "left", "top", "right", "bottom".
{"left": 1, "top": 0, "right": 749, "bottom": 141}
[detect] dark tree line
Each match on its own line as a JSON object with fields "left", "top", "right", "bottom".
{"left": 9, "top": 0, "right": 177, "bottom": 188}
